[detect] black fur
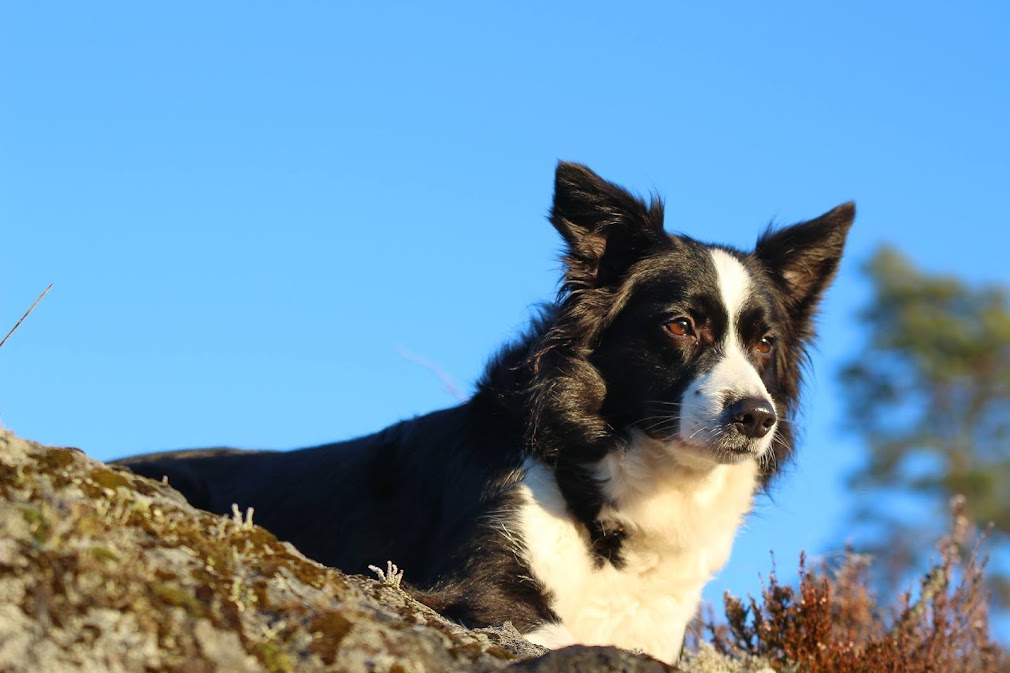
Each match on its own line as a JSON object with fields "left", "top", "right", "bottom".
{"left": 118, "top": 162, "right": 853, "bottom": 632}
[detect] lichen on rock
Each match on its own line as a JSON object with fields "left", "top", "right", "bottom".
{"left": 0, "top": 430, "right": 540, "bottom": 672}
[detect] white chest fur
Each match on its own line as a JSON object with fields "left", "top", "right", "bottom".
{"left": 516, "top": 435, "right": 758, "bottom": 664}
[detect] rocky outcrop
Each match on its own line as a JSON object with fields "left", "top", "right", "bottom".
{"left": 0, "top": 430, "right": 766, "bottom": 672}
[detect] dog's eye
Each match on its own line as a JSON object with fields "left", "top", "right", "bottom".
{"left": 665, "top": 318, "right": 695, "bottom": 338}
{"left": 757, "top": 335, "right": 776, "bottom": 354}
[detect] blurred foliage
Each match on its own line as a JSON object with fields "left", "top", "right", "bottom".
{"left": 839, "top": 245, "right": 1010, "bottom": 604}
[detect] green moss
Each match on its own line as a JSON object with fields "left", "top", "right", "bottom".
{"left": 152, "top": 582, "right": 206, "bottom": 619}
{"left": 253, "top": 640, "right": 295, "bottom": 673}
{"left": 88, "top": 546, "right": 119, "bottom": 564}
{"left": 130, "top": 478, "right": 162, "bottom": 496}
{"left": 90, "top": 467, "right": 131, "bottom": 491}
{"left": 75, "top": 514, "right": 108, "bottom": 537}
{"left": 254, "top": 543, "right": 347, "bottom": 594}
{"left": 307, "top": 611, "right": 353, "bottom": 664}
{"left": 450, "top": 641, "right": 512, "bottom": 661}
{"left": 251, "top": 578, "right": 272, "bottom": 609}
{"left": 483, "top": 645, "right": 513, "bottom": 660}
{"left": 0, "top": 463, "right": 25, "bottom": 494}
{"left": 19, "top": 504, "right": 51, "bottom": 544}
{"left": 38, "top": 447, "right": 76, "bottom": 471}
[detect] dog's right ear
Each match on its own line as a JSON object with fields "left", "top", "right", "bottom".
{"left": 551, "top": 162, "right": 667, "bottom": 289}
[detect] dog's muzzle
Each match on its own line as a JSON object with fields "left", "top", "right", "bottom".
{"left": 726, "top": 396, "right": 777, "bottom": 440}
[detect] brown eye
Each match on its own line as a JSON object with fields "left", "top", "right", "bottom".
{"left": 666, "top": 317, "right": 695, "bottom": 338}
{"left": 757, "top": 335, "right": 776, "bottom": 354}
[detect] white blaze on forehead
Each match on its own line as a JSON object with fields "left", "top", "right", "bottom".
{"left": 707, "top": 249, "right": 766, "bottom": 396}
{"left": 710, "top": 249, "right": 752, "bottom": 332}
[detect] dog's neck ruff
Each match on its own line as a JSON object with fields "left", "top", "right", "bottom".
{"left": 515, "top": 437, "right": 759, "bottom": 664}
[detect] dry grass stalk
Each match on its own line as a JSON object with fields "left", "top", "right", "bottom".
{"left": 0, "top": 284, "right": 53, "bottom": 350}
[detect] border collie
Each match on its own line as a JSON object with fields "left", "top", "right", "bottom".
{"left": 119, "top": 163, "right": 853, "bottom": 664}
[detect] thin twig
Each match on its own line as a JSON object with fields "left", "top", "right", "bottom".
{"left": 396, "top": 346, "right": 466, "bottom": 401}
{"left": 0, "top": 284, "right": 53, "bottom": 350}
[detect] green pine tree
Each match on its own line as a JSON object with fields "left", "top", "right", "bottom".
{"left": 839, "top": 246, "right": 1010, "bottom": 604}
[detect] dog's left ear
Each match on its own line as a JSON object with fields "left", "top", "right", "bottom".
{"left": 551, "top": 162, "right": 667, "bottom": 289}
{"left": 755, "top": 202, "right": 855, "bottom": 323}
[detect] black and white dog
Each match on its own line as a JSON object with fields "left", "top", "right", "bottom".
{"left": 119, "top": 163, "right": 853, "bottom": 664}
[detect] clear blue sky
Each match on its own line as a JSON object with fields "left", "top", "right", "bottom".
{"left": 2, "top": 1, "right": 1009, "bottom": 633}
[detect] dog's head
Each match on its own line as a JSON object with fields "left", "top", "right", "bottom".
{"left": 536, "top": 162, "right": 853, "bottom": 477}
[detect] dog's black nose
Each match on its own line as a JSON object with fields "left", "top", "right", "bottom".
{"left": 729, "top": 397, "right": 777, "bottom": 439}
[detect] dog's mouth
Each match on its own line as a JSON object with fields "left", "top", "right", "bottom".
{"left": 675, "top": 433, "right": 768, "bottom": 465}
{"left": 638, "top": 396, "right": 777, "bottom": 465}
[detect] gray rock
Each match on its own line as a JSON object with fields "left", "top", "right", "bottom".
{"left": 506, "top": 646, "right": 674, "bottom": 672}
